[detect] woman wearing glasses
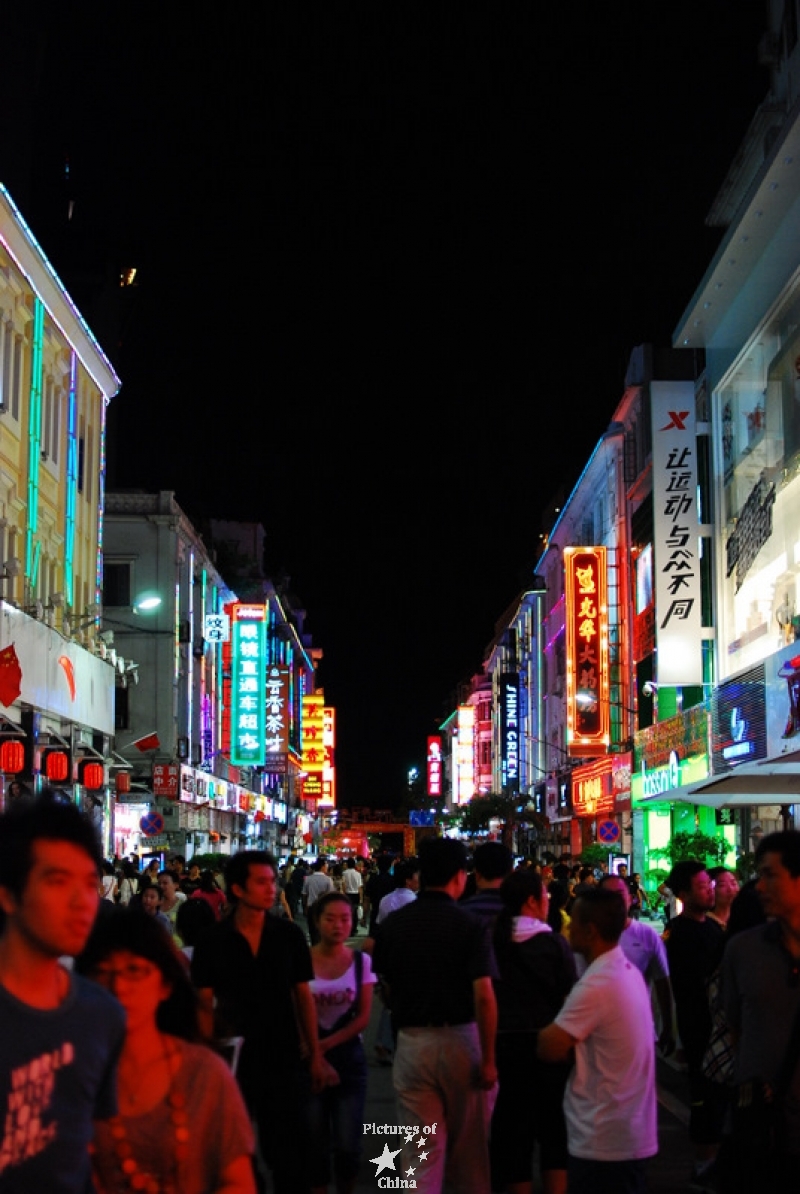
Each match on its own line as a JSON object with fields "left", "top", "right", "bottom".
{"left": 77, "top": 908, "right": 255, "bottom": 1194}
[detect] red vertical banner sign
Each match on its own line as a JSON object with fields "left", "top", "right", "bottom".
{"left": 565, "top": 546, "right": 611, "bottom": 758}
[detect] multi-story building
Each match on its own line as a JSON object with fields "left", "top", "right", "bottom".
{"left": 0, "top": 184, "right": 120, "bottom": 849}
{"left": 669, "top": 1, "right": 800, "bottom": 851}
{"left": 103, "top": 495, "right": 324, "bottom": 860}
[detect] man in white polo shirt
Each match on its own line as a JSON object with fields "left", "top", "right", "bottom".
{"left": 538, "top": 887, "right": 657, "bottom": 1194}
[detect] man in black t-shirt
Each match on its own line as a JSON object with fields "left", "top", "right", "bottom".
{"left": 192, "top": 850, "right": 325, "bottom": 1194}
{"left": 373, "top": 838, "right": 497, "bottom": 1193}
{"left": 664, "top": 860, "right": 724, "bottom": 1187}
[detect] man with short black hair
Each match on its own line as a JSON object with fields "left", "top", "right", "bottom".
{"left": 538, "top": 888, "right": 657, "bottom": 1193}
{"left": 722, "top": 830, "right": 800, "bottom": 1184}
{"left": 461, "top": 841, "right": 513, "bottom": 929}
{"left": 192, "top": 849, "right": 326, "bottom": 1193}
{"left": 0, "top": 793, "right": 125, "bottom": 1192}
{"left": 664, "top": 859, "right": 724, "bottom": 1187}
{"left": 373, "top": 837, "right": 496, "bottom": 1193}
{"left": 599, "top": 874, "right": 674, "bottom": 1054}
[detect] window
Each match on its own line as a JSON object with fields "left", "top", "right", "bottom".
{"left": 103, "top": 561, "right": 132, "bottom": 608}
{"left": 115, "top": 685, "right": 130, "bottom": 732}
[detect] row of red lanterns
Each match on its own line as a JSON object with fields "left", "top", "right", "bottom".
{"left": 0, "top": 740, "right": 117, "bottom": 792}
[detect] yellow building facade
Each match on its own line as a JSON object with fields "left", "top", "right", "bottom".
{"left": 0, "top": 184, "right": 120, "bottom": 835}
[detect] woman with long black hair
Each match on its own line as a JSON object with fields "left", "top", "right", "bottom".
{"left": 490, "top": 868, "right": 577, "bottom": 1194}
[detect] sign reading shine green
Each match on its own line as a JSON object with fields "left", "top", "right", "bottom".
{"left": 231, "top": 603, "right": 267, "bottom": 767}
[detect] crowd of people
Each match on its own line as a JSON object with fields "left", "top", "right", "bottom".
{"left": 1, "top": 793, "right": 800, "bottom": 1193}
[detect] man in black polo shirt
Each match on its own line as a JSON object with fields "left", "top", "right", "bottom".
{"left": 191, "top": 849, "right": 326, "bottom": 1194}
{"left": 373, "top": 837, "right": 497, "bottom": 1193}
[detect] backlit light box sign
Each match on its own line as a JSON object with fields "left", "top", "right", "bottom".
{"left": 302, "top": 694, "right": 325, "bottom": 800}
{"left": 500, "top": 673, "right": 520, "bottom": 791}
{"left": 651, "top": 381, "right": 703, "bottom": 685}
{"left": 230, "top": 603, "right": 267, "bottom": 767}
{"left": 565, "top": 546, "right": 610, "bottom": 757}
{"left": 427, "top": 735, "right": 443, "bottom": 798}
{"left": 455, "top": 706, "right": 475, "bottom": 805}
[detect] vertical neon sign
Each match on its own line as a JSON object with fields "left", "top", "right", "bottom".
{"left": 25, "top": 299, "right": 45, "bottom": 585}
{"left": 565, "top": 546, "right": 610, "bottom": 757}
{"left": 64, "top": 352, "right": 78, "bottom": 607}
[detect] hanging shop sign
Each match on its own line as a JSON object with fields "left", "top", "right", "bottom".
{"left": 301, "top": 693, "right": 325, "bottom": 801}
{"left": 565, "top": 546, "right": 610, "bottom": 757}
{"left": 153, "top": 763, "right": 179, "bottom": 799}
{"left": 265, "top": 666, "right": 289, "bottom": 762}
{"left": 427, "top": 735, "right": 443, "bottom": 798}
{"left": 319, "top": 706, "right": 336, "bottom": 807}
{"left": 651, "top": 381, "right": 703, "bottom": 685}
{"left": 572, "top": 757, "right": 615, "bottom": 818}
{"left": 546, "top": 773, "right": 572, "bottom": 822}
{"left": 455, "top": 705, "right": 475, "bottom": 805}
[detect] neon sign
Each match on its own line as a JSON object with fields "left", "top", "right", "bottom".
{"left": 427, "top": 735, "right": 442, "bottom": 798}
{"left": 565, "top": 546, "right": 610, "bottom": 757}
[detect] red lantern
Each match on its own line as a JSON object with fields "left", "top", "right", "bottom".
{"left": 302, "top": 831, "right": 314, "bottom": 844}
{"left": 80, "top": 761, "right": 105, "bottom": 790}
{"left": 115, "top": 771, "right": 131, "bottom": 795}
{"left": 254, "top": 810, "right": 266, "bottom": 823}
{"left": 44, "top": 751, "right": 69, "bottom": 782}
{"left": 0, "top": 740, "right": 24, "bottom": 774}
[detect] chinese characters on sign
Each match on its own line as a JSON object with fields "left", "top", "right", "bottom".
{"left": 427, "top": 735, "right": 442, "bottom": 798}
{"left": 153, "top": 763, "right": 179, "bottom": 799}
{"left": 321, "top": 706, "right": 336, "bottom": 807}
{"left": 230, "top": 604, "right": 267, "bottom": 767}
{"left": 572, "top": 757, "right": 615, "bottom": 817}
{"left": 301, "top": 693, "right": 325, "bottom": 802}
{"left": 565, "top": 546, "right": 610, "bottom": 757}
{"left": 264, "top": 666, "right": 289, "bottom": 764}
{"left": 651, "top": 381, "right": 703, "bottom": 685}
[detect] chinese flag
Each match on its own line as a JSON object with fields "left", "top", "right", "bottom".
{"left": 0, "top": 645, "right": 22, "bottom": 708}
{"left": 132, "top": 731, "right": 161, "bottom": 752}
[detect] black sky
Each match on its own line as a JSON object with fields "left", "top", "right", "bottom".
{"left": 5, "top": 3, "right": 769, "bottom": 805}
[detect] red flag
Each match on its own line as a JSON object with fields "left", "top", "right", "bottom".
{"left": 0, "top": 645, "right": 22, "bottom": 707}
{"left": 132, "top": 731, "right": 161, "bottom": 752}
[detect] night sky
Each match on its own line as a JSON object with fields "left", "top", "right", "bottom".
{"left": 3, "top": 4, "right": 768, "bottom": 806}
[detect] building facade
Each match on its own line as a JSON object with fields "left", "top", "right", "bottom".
{"left": 0, "top": 184, "right": 120, "bottom": 849}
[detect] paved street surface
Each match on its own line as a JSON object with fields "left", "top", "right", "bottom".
{"left": 283, "top": 915, "right": 697, "bottom": 1192}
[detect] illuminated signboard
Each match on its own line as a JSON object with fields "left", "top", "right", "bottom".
{"left": 427, "top": 735, "right": 443, "bottom": 798}
{"left": 572, "top": 757, "right": 615, "bottom": 818}
{"left": 301, "top": 694, "right": 325, "bottom": 801}
{"left": 320, "top": 706, "right": 336, "bottom": 807}
{"left": 500, "top": 673, "right": 520, "bottom": 790}
{"left": 455, "top": 705, "right": 475, "bottom": 805}
{"left": 652, "top": 381, "right": 703, "bottom": 685}
{"left": 230, "top": 603, "right": 267, "bottom": 767}
{"left": 264, "top": 666, "right": 289, "bottom": 771}
{"left": 565, "top": 546, "right": 610, "bottom": 757}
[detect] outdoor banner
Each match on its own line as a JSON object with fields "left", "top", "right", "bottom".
{"left": 651, "top": 381, "right": 703, "bottom": 685}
